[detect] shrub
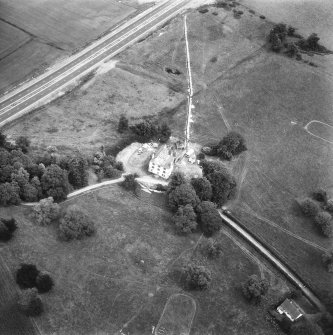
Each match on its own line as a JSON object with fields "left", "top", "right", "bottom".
{"left": 312, "top": 189, "right": 328, "bottom": 203}
{"left": 114, "top": 161, "right": 124, "bottom": 172}
{"left": 15, "top": 136, "right": 30, "bottom": 154}
{"left": 41, "top": 164, "right": 70, "bottom": 202}
{"left": 155, "top": 184, "right": 167, "bottom": 192}
{"left": 104, "top": 166, "right": 122, "bottom": 179}
{"left": 17, "top": 288, "right": 43, "bottom": 316}
{"left": 172, "top": 205, "right": 197, "bottom": 234}
{"left": 314, "top": 212, "right": 332, "bottom": 237}
{"left": 168, "top": 184, "right": 200, "bottom": 211}
{"left": 36, "top": 272, "right": 54, "bottom": 293}
{"left": 121, "top": 174, "right": 139, "bottom": 192}
{"left": 298, "top": 198, "right": 320, "bottom": 216}
{"left": 32, "top": 197, "right": 60, "bottom": 226}
{"left": 287, "top": 26, "right": 296, "bottom": 36}
{"left": 324, "top": 199, "right": 333, "bottom": 212}
{"left": 197, "top": 201, "right": 222, "bottom": 236}
{"left": 16, "top": 264, "right": 40, "bottom": 289}
{"left": 118, "top": 115, "right": 129, "bottom": 133}
{"left": 59, "top": 205, "right": 95, "bottom": 241}
{"left": 322, "top": 250, "right": 333, "bottom": 273}
{"left": 201, "top": 238, "right": 223, "bottom": 258}
{"left": 182, "top": 264, "right": 212, "bottom": 290}
{"left": 1, "top": 217, "right": 17, "bottom": 233}
{"left": 0, "top": 222, "right": 11, "bottom": 241}
{"left": 242, "top": 275, "right": 269, "bottom": 305}
{"left": 191, "top": 177, "right": 212, "bottom": 201}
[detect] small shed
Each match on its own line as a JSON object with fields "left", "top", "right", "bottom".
{"left": 277, "top": 299, "right": 303, "bottom": 322}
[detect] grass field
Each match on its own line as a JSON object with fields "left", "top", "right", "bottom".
{"left": 0, "top": 0, "right": 143, "bottom": 92}
{"left": 1, "top": 186, "right": 283, "bottom": 334}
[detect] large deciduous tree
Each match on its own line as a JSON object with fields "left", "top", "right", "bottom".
{"left": 172, "top": 205, "right": 197, "bottom": 234}
{"left": 168, "top": 184, "right": 200, "bottom": 212}
{"left": 197, "top": 201, "right": 222, "bottom": 236}
{"left": 242, "top": 275, "right": 269, "bottom": 305}
{"left": 191, "top": 177, "right": 212, "bottom": 201}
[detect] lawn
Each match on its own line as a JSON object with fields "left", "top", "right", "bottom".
{"left": 1, "top": 185, "right": 283, "bottom": 334}
{"left": 0, "top": 0, "right": 141, "bottom": 92}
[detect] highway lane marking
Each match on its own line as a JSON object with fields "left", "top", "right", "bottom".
{"left": 0, "top": 0, "right": 186, "bottom": 114}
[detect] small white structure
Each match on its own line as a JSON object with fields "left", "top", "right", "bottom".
{"left": 277, "top": 299, "right": 303, "bottom": 322}
{"left": 185, "top": 148, "right": 194, "bottom": 157}
{"left": 148, "top": 145, "right": 174, "bottom": 179}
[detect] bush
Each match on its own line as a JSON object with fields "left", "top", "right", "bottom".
{"left": 314, "top": 212, "right": 332, "bottom": 237}
{"left": 242, "top": 275, "right": 269, "bottom": 305}
{"left": 312, "top": 189, "right": 328, "bottom": 203}
{"left": 104, "top": 166, "right": 122, "bottom": 179}
{"left": 36, "top": 272, "right": 54, "bottom": 293}
{"left": 155, "top": 184, "right": 167, "bottom": 192}
{"left": 201, "top": 238, "right": 223, "bottom": 258}
{"left": 118, "top": 115, "right": 129, "bottom": 133}
{"left": 197, "top": 201, "right": 222, "bottom": 236}
{"left": 168, "top": 184, "right": 200, "bottom": 212}
{"left": 191, "top": 177, "right": 212, "bottom": 201}
{"left": 16, "top": 136, "right": 30, "bottom": 154}
{"left": 1, "top": 217, "right": 17, "bottom": 233}
{"left": 298, "top": 198, "right": 320, "bottom": 216}
{"left": 58, "top": 205, "right": 95, "bottom": 241}
{"left": 16, "top": 264, "right": 40, "bottom": 289}
{"left": 325, "top": 199, "right": 333, "bottom": 212}
{"left": 182, "top": 264, "right": 212, "bottom": 290}
{"left": 32, "top": 197, "right": 60, "bottom": 226}
{"left": 0, "top": 222, "right": 11, "bottom": 241}
{"left": 17, "top": 288, "right": 43, "bottom": 316}
{"left": 322, "top": 250, "right": 333, "bottom": 273}
{"left": 114, "top": 161, "right": 124, "bottom": 172}
{"left": 172, "top": 205, "right": 197, "bottom": 234}
{"left": 121, "top": 174, "right": 139, "bottom": 192}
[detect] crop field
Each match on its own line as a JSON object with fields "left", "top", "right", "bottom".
{"left": 1, "top": 186, "right": 283, "bottom": 335}
{"left": 0, "top": 0, "right": 141, "bottom": 92}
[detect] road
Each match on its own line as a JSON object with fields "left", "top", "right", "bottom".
{"left": 220, "top": 210, "right": 326, "bottom": 312}
{"left": 0, "top": 0, "right": 191, "bottom": 127}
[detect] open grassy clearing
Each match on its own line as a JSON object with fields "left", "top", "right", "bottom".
{"left": 1, "top": 186, "right": 283, "bottom": 334}
{"left": 0, "top": 0, "right": 143, "bottom": 92}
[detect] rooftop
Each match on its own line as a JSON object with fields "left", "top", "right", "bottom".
{"left": 277, "top": 299, "right": 303, "bottom": 322}
{"left": 150, "top": 145, "right": 174, "bottom": 169}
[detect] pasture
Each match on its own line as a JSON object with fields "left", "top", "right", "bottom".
{"left": 0, "top": 0, "right": 140, "bottom": 92}
{"left": 1, "top": 186, "right": 282, "bottom": 334}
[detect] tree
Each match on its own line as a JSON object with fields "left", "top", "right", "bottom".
{"left": 22, "top": 182, "right": 39, "bottom": 202}
{"left": 167, "top": 172, "right": 187, "bottom": 193}
{"left": 314, "top": 212, "right": 332, "bottom": 237}
{"left": 313, "top": 189, "right": 328, "bottom": 203}
{"left": 58, "top": 205, "right": 95, "bottom": 241}
{"left": 269, "top": 32, "right": 283, "bottom": 52}
{"left": 306, "top": 33, "right": 320, "bottom": 50}
{"left": 168, "top": 184, "right": 200, "bottom": 211}
{"left": 197, "top": 201, "right": 222, "bottom": 236}
{"left": 207, "top": 170, "right": 237, "bottom": 207}
{"left": 217, "top": 132, "right": 247, "bottom": 159}
{"left": 11, "top": 167, "right": 30, "bottom": 196}
{"left": 104, "top": 166, "right": 122, "bottom": 179}
{"left": 130, "top": 120, "right": 158, "bottom": 141}
{"left": 15, "top": 136, "right": 30, "bottom": 154}
{"left": 0, "top": 222, "right": 11, "bottom": 241}
{"left": 158, "top": 123, "right": 171, "bottom": 143}
{"left": 322, "top": 250, "right": 333, "bottom": 272}
{"left": 172, "top": 205, "right": 197, "bottom": 234}
{"left": 287, "top": 26, "right": 296, "bottom": 36}
{"left": 285, "top": 42, "right": 300, "bottom": 58}
{"left": 242, "top": 275, "right": 269, "bottom": 305}
{"left": 32, "top": 197, "right": 60, "bottom": 226}
{"left": 16, "top": 264, "right": 40, "bottom": 289}
{"left": 191, "top": 177, "right": 212, "bottom": 201}
{"left": 182, "top": 264, "right": 212, "bottom": 290}
{"left": 41, "top": 164, "right": 70, "bottom": 202}
{"left": 201, "top": 238, "right": 223, "bottom": 258}
{"left": 121, "top": 174, "right": 138, "bottom": 192}
{"left": 1, "top": 217, "right": 17, "bottom": 233}
{"left": 0, "top": 130, "right": 7, "bottom": 148}
{"left": 298, "top": 198, "right": 320, "bottom": 217}
{"left": 17, "top": 288, "right": 43, "bottom": 316}
{"left": 118, "top": 115, "right": 129, "bottom": 133}
{"left": 200, "top": 159, "right": 226, "bottom": 177}
{"left": 36, "top": 272, "right": 54, "bottom": 293}
{"left": 67, "top": 156, "right": 88, "bottom": 189}
{"left": 290, "top": 320, "right": 324, "bottom": 335}
{"left": 0, "top": 181, "right": 21, "bottom": 206}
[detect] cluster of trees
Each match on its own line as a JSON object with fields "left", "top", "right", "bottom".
{"left": 268, "top": 23, "right": 331, "bottom": 61}
{"left": 242, "top": 274, "right": 269, "bottom": 305}
{"left": 121, "top": 174, "right": 139, "bottom": 193}
{"left": 298, "top": 189, "right": 333, "bottom": 238}
{"left": 182, "top": 263, "right": 212, "bottom": 290}
{"left": 32, "top": 198, "right": 95, "bottom": 241}
{"left": 16, "top": 263, "right": 54, "bottom": 316}
{"left": 200, "top": 237, "right": 223, "bottom": 258}
{"left": 117, "top": 115, "right": 171, "bottom": 144}
{"left": 202, "top": 132, "right": 247, "bottom": 161}
{"left": 92, "top": 147, "right": 123, "bottom": 181}
{"left": 0, "top": 217, "right": 17, "bottom": 241}
{"left": 167, "top": 163, "right": 237, "bottom": 236}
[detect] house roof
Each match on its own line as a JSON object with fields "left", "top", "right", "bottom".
{"left": 277, "top": 299, "right": 303, "bottom": 321}
{"left": 150, "top": 145, "right": 174, "bottom": 169}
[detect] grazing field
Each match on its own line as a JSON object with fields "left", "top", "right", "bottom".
{"left": 1, "top": 186, "right": 282, "bottom": 334}
{"left": 0, "top": 0, "right": 142, "bottom": 92}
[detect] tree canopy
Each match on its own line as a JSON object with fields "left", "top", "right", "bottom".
{"left": 197, "top": 201, "right": 222, "bottom": 236}
{"left": 172, "top": 205, "right": 197, "bottom": 234}
{"left": 168, "top": 183, "right": 200, "bottom": 212}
